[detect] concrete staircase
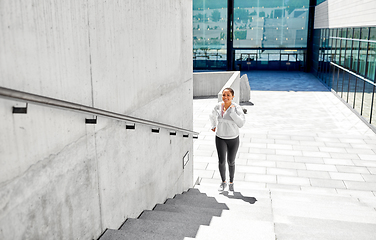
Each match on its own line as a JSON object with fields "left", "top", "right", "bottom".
{"left": 99, "top": 188, "right": 229, "bottom": 240}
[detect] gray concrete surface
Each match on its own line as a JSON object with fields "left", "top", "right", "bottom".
{"left": 0, "top": 1, "right": 193, "bottom": 239}
{"left": 192, "top": 71, "right": 376, "bottom": 239}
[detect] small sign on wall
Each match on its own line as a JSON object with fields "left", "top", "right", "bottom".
{"left": 183, "top": 151, "right": 189, "bottom": 169}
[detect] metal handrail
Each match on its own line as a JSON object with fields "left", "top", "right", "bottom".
{"left": 330, "top": 62, "right": 376, "bottom": 87}
{"left": 0, "top": 86, "right": 199, "bottom": 135}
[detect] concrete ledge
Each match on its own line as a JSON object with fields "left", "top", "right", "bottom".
{"left": 193, "top": 71, "right": 236, "bottom": 98}
{"left": 193, "top": 71, "right": 246, "bottom": 105}
{"left": 218, "top": 71, "right": 241, "bottom": 104}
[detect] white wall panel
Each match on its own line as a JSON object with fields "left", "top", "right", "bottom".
{"left": 315, "top": 0, "right": 376, "bottom": 29}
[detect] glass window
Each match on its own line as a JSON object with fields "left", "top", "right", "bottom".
{"left": 359, "top": 28, "right": 369, "bottom": 76}
{"left": 340, "top": 29, "right": 347, "bottom": 66}
{"left": 351, "top": 28, "right": 360, "bottom": 73}
{"left": 334, "top": 30, "right": 341, "bottom": 64}
{"left": 370, "top": 27, "right": 376, "bottom": 41}
{"left": 367, "top": 42, "right": 376, "bottom": 82}
{"left": 344, "top": 28, "right": 353, "bottom": 69}
{"left": 367, "top": 28, "right": 376, "bottom": 81}
{"left": 233, "top": 0, "right": 309, "bottom": 48}
{"left": 234, "top": 49, "right": 259, "bottom": 70}
{"left": 193, "top": 0, "right": 227, "bottom": 69}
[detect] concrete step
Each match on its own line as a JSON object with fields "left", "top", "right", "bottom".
{"left": 185, "top": 188, "right": 207, "bottom": 195}
{"left": 100, "top": 228, "right": 178, "bottom": 240}
{"left": 119, "top": 218, "right": 199, "bottom": 238}
{"left": 173, "top": 193, "right": 219, "bottom": 203}
{"left": 153, "top": 203, "right": 223, "bottom": 217}
{"left": 164, "top": 198, "right": 229, "bottom": 210}
{"left": 138, "top": 209, "right": 213, "bottom": 226}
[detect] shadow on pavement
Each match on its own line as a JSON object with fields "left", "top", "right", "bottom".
{"left": 220, "top": 191, "right": 257, "bottom": 204}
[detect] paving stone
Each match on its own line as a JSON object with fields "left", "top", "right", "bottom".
{"left": 358, "top": 154, "right": 376, "bottom": 161}
{"left": 276, "top": 161, "right": 306, "bottom": 170}
{"left": 306, "top": 163, "right": 337, "bottom": 172}
{"left": 329, "top": 172, "right": 365, "bottom": 182}
{"left": 247, "top": 160, "right": 276, "bottom": 167}
{"left": 297, "top": 169, "right": 331, "bottom": 179}
{"left": 330, "top": 152, "right": 360, "bottom": 159}
{"left": 267, "top": 143, "right": 293, "bottom": 150}
{"left": 276, "top": 149, "right": 303, "bottom": 156}
{"left": 310, "top": 178, "right": 347, "bottom": 189}
{"left": 344, "top": 181, "right": 376, "bottom": 191}
{"left": 368, "top": 167, "right": 376, "bottom": 174}
{"left": 267, "top": 167, "right": 298, "bottom": 177}
{"left": 244, "top": 173, "right": 277, "bottom": 184}
{"left": 293, "top": 145, "right": 320, "bottom": 151}
{"left": 267, "top": 155, "right": 295, "bottom": 162}
{"left": 236, "top": 165, "right": 266, "bottom": 174}
{"left": 294, "top": 156, "right": 324, "bottom": 164}
{"left": 277, "top": 176, "right": 310, "bottom": 186}
{"left": 238, "top": 152, "right": 267, "bottom": 160}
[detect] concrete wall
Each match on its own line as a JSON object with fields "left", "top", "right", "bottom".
{"left": 193, "top": 71, "right": 242, "bottom": 104}
{"left": 0, "top": 0, "right": 193, "bottom": 239}
{"left": 315, "top": 0, "right": 376, "bottom": 29}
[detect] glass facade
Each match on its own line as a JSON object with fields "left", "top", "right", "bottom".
{"left": 314, "top": 27, "right": 376, "bottom": 127}
{"left": 316, "top": 0, "right": 326, "bottom": 5}
{"left": 233, "top": 1, "right": 308, "bottom": 48}
{"left": 193, "top": 0, "right": 310, "bottom": 70}
{"left": 193, "top": 0, "right": 228, "bottom": 69}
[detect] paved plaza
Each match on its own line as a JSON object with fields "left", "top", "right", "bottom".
{"left": 191, "top": 71, "right": 376, "bottom": 239}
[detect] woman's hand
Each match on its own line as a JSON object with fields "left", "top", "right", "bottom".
{"left": 211, "top": 127, "right": 216, "bottom": 132}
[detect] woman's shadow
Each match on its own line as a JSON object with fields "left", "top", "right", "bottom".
{"left": 220, "top": 191, "right": 257, "bottom": 204}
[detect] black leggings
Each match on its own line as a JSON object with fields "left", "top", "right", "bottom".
{"left": 215, "top": 136, "right": 239, "bottom": 183}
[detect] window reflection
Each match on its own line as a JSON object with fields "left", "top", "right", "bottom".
{"left": 193, "top": 0, "right": 227, "bottom": 69}
{"left": 316, "top": 26, "right": 376, "bottom": 127}
{"left": 233, "top": 0, "right": 309, "bottom": 48}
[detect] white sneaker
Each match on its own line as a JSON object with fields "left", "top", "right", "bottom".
{"left": 218, "top": 182, "right": 227, "bottom": 191}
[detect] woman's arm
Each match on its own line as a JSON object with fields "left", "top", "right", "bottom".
{"left": 229, "top": 105, "right": 246, "bottom": 128}
{"left": 209, "top": 105, "right": 219, "bottom": 130}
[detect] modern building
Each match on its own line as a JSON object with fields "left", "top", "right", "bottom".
{"left": 193, "top": 0, "right": 376, "bottom": 129}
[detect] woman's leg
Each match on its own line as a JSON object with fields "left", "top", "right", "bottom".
{"left": 215, "top": 136, "right": 227, "bottom": 182}
{"left": 226, "top": 136, "right": 239, "bottom": 183}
